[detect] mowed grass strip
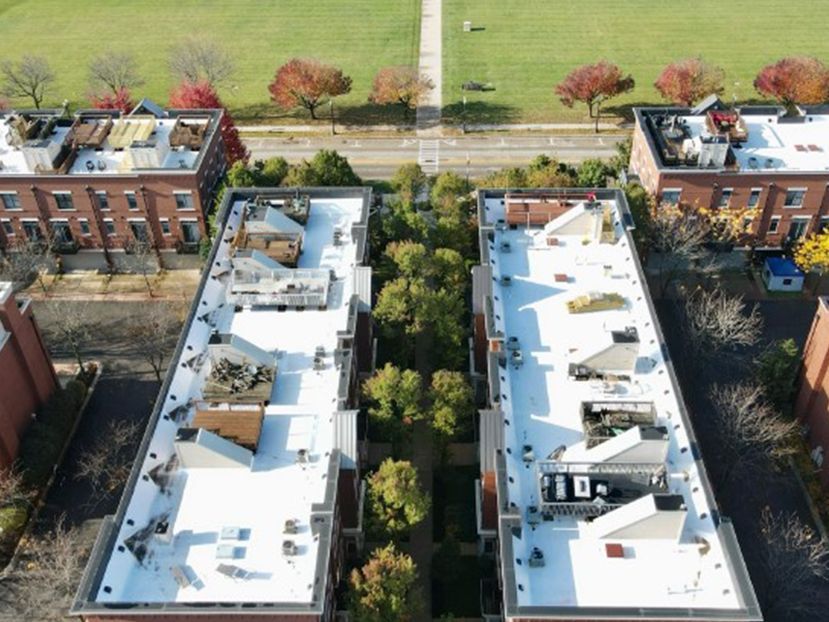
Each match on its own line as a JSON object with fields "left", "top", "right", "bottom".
{"left": 444, "top": 0, "right": 829, "bottom": 124}
{"left": 0, "top": 0, "right": 420, "bottom": 124}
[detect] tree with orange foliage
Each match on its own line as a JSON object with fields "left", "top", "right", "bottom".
{"left": 368, "top": 66, "right": 433, "bottom": 120}
{"left": 89, "top": 87, "right": 134, "bottom": 114}
{"left": 754, "top": 57, "right": 829, "bottom": 109}
{"left": 555, "top": 62, "right": 634, "bottom": 132}
{"left": 169, "top": 80, "right": 248, "bottom": 165}
{"left": 654, "top": 58, "right": 724, "bottom": 106}
{"left": 268, "top": 58, "right": 351, "bottom": 120}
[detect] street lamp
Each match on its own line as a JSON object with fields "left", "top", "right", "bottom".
{"left": 462, "top": 96, "right": 467, "bottom": 134}
{"left": 329, "top": 100, "right": 335, "bottom": 136}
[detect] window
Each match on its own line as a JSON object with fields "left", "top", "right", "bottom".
{"left": 717, "top": 188, "right": 733, "bottom": 208}
{"left": 742, "top": 217, "right": 753, "bottom": 233}
{"left": 820, "top": 216, "right": 829, "bottom": 233}
{"left": 78, "top": 219, "right": 91, "bottom": 236}
{"left": 160, "top": 219, "right": 172, "bottom": 236}
{"left": 747, "top": 188, "right": 762, "bottom": 209}
{"left": 129, "top": 220, "right": 149, "bottom": 242}
{"left": 53, "top": 191, "right": 74, "bottom": 211}
{"left": 784, "top": 188, "right": 806, "bottom": 208}
{"left": 103, "top": 219, "right": 116, "bottom": 236}
{"left": 660, "top": 189, "right": 681, "bottom": 206}
{"left": 125, "top": 191, "right": 138, "bottom": 211}
{"left": 181, "top": 220, "right": 201, "bottom": 244}
{"left": 0, "top": 192, "right": 21, "bottom": 210}
{"left": 174, "top": 191, "right": 194, "bottom": 210}
{"left": 768, "top": 217, "right": 781, "bottom": 234}
{"left": 95, "top": 191, "right": 109, "bottom": 211}
{"left": 50, "top": 221, "right": 73, "bottom": 244}
{"left": 1, "top": 219, "right": 13, "bottom": 236}
{"left": 788, "top": 217, "right": 810, "bottom": 240}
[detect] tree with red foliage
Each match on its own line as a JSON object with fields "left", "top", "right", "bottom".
{"left": 169, "top": 80, "right": 248, "bottom": 165}
{"left": 89, "top": 87, "right": 134, "bottom": 114}
{"left": 754, "top": 57, "right": 829, "bottom": 110}
{"left": 654, "top": 58, "right": 724, "bottom": 106}
{"left": 555, "top": 62, "right": 634, "bottom": 132}
{"left": 368, "top": 66, "right": 433, "bottom": 120}
{"left": 268, "top": 58, "right": 352, "bottom": 120}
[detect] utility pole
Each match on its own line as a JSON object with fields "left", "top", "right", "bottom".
{"left": 330, "top": 100, "right": 335, "bottom": 136}
{"left": 462, "top": 96, "right": 467, "bottom": 135}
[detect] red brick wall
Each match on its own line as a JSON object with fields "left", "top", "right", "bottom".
{"left": 0, "top": 291, "right": 57, "bottom": 466}
{"left": 795, "top": 298, "right": 829, "bottom": 486}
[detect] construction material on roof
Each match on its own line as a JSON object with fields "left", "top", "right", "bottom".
{"left": 169, "top": 117, "right": 208, "bottom": 149}
{"left": 174, "top": 427, "right": 253, "bottom": 469}
{"left": 71, "top": 117, "right": 113, "bottom": 148}
{"left": 108, "top": 116, "right": 156, "bottom": 149}
{"left": 193, "top": 402, "right": 265, "bottom": 451}
{"left": 566, "top": 292, "right": 625, "bottom": 314}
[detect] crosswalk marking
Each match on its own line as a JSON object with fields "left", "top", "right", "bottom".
{"left": 418, "top": 139, "right": 440, "bottom": 174}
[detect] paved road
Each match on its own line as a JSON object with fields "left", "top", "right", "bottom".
{"left": 245, "top": 134, "right": 628, "bottom": 179}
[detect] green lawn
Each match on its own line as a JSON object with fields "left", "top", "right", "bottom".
{"left": 0, "top": 0, "right": 420, "bottom": 123}
{"left": 444, "top": 0, "right": 829, "bottom": 124}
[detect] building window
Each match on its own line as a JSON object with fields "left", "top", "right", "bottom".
{"left": 95, "top": 191, "right": 110, "bottom": 211}
{"left": 22, "top": 221, "right": 41, "bottom": 240}
{"left": 717, "top": 188, "right": 733, "bottom": 209}
{"left": 181, "top": 220, "right": 201, "bottom": 244}
{"left": 160, "top": 219, "right": 171, "bottom": 236}
{"left": 0, "top": 192, "right": 21, "bottom": 211}
{"left": 784, "top": 189, "right": 806, "bottom": 208}
{"left": 53, "top": 192, "right": 74, "bottom": 211}
{"left": 129, "top": 220, "right": 149, "bottom": 243}
{"left": 788, "top": 217, "right": 811, "bottom": 241}
{"left": 50, "top": 221, "right": 73, "bottom": 244}
{"left": 742, "top": 217, "right": 753, "bottom": 233}
{"left": 660, "top": 189, "right": 681, "bottom": 206}
{"left": 78, "top": 219, "right": 91, "bottom": 236}
{"left": 103, "top": 219, "right": 116, "bottom": 236}
{"left": 1, "top": 219, "right": 13, "bottom": 236}
{"left": 747, "top": 188, "right": 762, "bottom": 209}
{"left": 125, "top": 191, "right": 138, "bottom": 211}
{"left": 820, "top": 216, "right": 829, "bottom": 232}
{"left": 174, "top": 191, "right": 194, "bottom": 210}
{"left": 768, "top": 217, "right": 781, "bottom": 234}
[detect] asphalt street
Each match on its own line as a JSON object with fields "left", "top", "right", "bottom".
{"left": 244, "top": 134, "right": 628, "bottom": 179}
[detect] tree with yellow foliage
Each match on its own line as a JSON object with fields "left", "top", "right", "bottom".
{"left": 793, "top": 231, "right": 829, "bottom": 294}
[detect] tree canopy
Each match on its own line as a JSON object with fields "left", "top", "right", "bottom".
{"left": 654, "top": 58, "right": 725, "bottom": 106}
{"left": 89, "top": 87, "right": 134, "bottom": 114}
{"left": 362, "top": 364, "right": 423, "bottom": 439}
{"left": 555, "top": 62, "right": 634, "bottom": 132}
{"left": 369, "top": 66, "right": 433, "bottom": 119}
{"left": 754, "top": 57, "right": 829, "bottom": 109}
{"left": 281, "top": 149, "right": 361, "bottom": 186}
{"left": 367, "top": 459, "right": 430, "bottom": 535}
{"left": 349, "top": 543, "right": 418, "bottom": 622}
{"left": 268, "top": 58, "right": 352, "bottom": 119}
{"left": 391, "top": 163, "right": 428, "bottom": 206}
{"left": 429, "top": 370, "right": 474, "bottom": 438}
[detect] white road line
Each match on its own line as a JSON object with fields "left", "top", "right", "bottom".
{"left": 418, "top": 139, "right": 440, "bottom": 174}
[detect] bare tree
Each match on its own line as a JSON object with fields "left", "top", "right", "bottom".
{"left": 0, "top": 237, "right": 51, "bottom": 294}
{"left": 127, "top": 303, "right": 183, "bottom": 382}
{"left": 125, "top": 235, "right": 157, "bottom": 297}
{"left": 683, "top": 288, "right": 762, "bottom": 359}
{"left": 88, "top": 51, "right": 144, "bottom": 95}
{"left": 40, "top": 300, "right": 96, "bottom": 370}
{"left": 0, "top": 467, "right": 28, "bottom": 508}
{"left": 0, "top": 55, "right": 54, "bottom": 109}
{"left": 648, "top": 206, "right": 713, "bottom": 297}
{"left": 0, "top": 515, "right": 89, "bottom": 621}
{"left": 169, "top": 37, "right": 234, "bottom": 87}
{"left": 74, "top": 419, "right": 140, "bottom": 507}
{"left": 758, "top": 507, "right": 829, "bottom": 620}
{"left": 708, "top": 383, "right": 797, "bottom": 487}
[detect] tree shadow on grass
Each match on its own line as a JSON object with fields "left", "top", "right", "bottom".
{"left": 601, "top": 100, "right": 663, "bottom": 123}
{"left": 442, "top": 100, "right": 519, "bottom": 125}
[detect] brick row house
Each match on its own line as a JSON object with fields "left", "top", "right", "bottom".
{"left": 630, "top": 98, "right": 829, "bottom": 249}
{"left": 0, "top": 101, "right": 226, "bottom": 271}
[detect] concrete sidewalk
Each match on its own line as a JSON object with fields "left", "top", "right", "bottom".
{"left": 416, "top": 0, "right": 443, "bottom": 135}
{"left": 239, "top": 121, "right": 629, "bottom": 135}
{"left": 22, "top": 271, "right": 201, "bottom": 302}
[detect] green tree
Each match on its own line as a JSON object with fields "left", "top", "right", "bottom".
{"left": 281, "top": 149, "right": 362, "bottom": 187}
{"left": 281, "top": 160, "right": 318, "bottom": 187}
{"left": 793, "top": 231, "right": 829, "bottom": 294}
{"left": 477, "top": 166, "right": 529, "bottom": 189}
{"left": 623, "top": 183, "right": 653, "bottom": 252}
{"left": 431, "top": 171, "right": 470, "bottom": 212}
{"left": 226, "top": 160, "right": 256, "bottom": 187}
{"left": 391, "top": 163, "right": 428, "bottom": 206}
{"left": 429, "top": 370, "right": 474, "bottom": 438}
{"left": 756, "top": 339, "right": 800, "bottom": 418}
{"left": 374, "top": 199, "right": 429, "bottom": 249}
{"left": 363, "top": 364, "right": 422, "bottom": 440}
{"left": 368, "top": 459, "right": 430, "bottom": 535}
{"left": 349, "top": 543, "right": 418, "bottom": 622}
{"left": 432, "top": 248, "right": 468, "bottom": 292}
{"left": 384, "top": 241, "right": 431, "bottom": 280}
{"left": 609, "top": 137, "right": 632, "bottom": 175}
{"left": 253, "top": 156, "right": 289, "bottom": 186}
{"left": 576, "top": 158, "right": 612, "bottom": 188}
{"left": 431, "top": 202, "right": 475, "bottom": 260}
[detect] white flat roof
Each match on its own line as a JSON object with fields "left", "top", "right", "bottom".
{"left": 682, "top": 112, "right": 829, "bottom": 172}
{"left": 484, "top": 196, "right": 743, "bottom": 611}
{"left": 92, "top": 195, "right": 364, "bottom": 604}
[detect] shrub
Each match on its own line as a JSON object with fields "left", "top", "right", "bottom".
{"left": 0, "top": 506, "right": 28, "bottom": 543}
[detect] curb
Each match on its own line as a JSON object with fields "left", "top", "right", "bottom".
{"left": 0, "top": 362, "right": 103, "bottom": 575}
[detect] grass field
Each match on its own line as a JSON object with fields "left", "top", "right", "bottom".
{"left": 443, "top": 0, "right": 829, "bottom": 124}
{"left": 0, "top": 0, "right": 420, "bottom": 124}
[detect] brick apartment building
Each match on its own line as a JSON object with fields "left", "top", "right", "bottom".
{"left": 471, "top": 189, "right": 761, "bottom": 621}
{"left": 0, "top": 281, "right": 57, "bottom": 467}
{"left": 0, "top": 101, "right": 226, "bottom": 271}
{"left": 795, "top": 297, "right": 829, "bottom": 486}
{"left": 630, "top": 97, "right": 829, "bottom": 249}
{"left": 72, "top": 187, "right": 373, "bottom": 621}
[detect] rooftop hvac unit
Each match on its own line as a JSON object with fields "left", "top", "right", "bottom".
{"left": 282, "top": 540, "right": 298, "bottom": 556}
{"left": 284, "top": 519, "right": 298, "bottom": 534}
{"left": 296, "top": 448, "right": 309, "bottom": 464}
{"left": 528, "top": 547, "right": 545, "bottom": 568}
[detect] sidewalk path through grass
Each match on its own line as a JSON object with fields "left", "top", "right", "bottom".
{"left": 416, "top": 0, "right": 443, "bottom": 135}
